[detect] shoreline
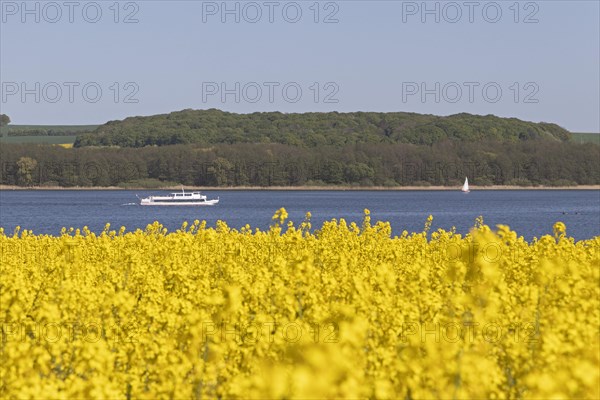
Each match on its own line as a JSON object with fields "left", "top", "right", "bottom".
{"left": 1, "top": 185, "right": 599, "bottom": 191}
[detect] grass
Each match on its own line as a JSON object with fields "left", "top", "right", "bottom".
{"left": 0, "top": 124, "right": 98, "bottom": 145}
{"left": 571, "top": 132, "right": 600, "bottom": 145}
{"left": 0, "top": 124, "right": 98, "bottom": 136}
{"left": 0, "top": 135, "right": 76, "bottom": 145}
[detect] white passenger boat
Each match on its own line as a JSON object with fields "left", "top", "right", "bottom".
{"left": 138, "top": 188, "right": 219, "bottom": 206}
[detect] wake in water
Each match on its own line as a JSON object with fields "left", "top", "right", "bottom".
{"left": 122, "top": 203, "right": 138, "bottom": 206}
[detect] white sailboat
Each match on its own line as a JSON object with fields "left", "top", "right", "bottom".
{"left": 461, "top": 177, "right": 470, "bottom": 193}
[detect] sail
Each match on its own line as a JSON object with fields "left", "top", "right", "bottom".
{"left": 462, "top": 177, "right": 469, "bottom": 192}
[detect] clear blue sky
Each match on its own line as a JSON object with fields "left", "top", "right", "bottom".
{"left": 1, "top": 1, "right": 599, "bottom": 132}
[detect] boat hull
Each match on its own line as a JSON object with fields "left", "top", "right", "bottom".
{"left": 140, "top": 200, "right": 219, "bottom": 206}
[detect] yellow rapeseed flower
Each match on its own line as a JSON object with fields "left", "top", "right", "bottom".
{"left": 0, "top": 214, "right": 598, "bottom": 399}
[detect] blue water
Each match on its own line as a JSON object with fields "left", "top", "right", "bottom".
{"left": 0, "top": 190, "right": 598, "bottom": 240}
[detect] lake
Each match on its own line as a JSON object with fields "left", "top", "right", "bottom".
{"left": 0, "top": 190, "right": 598, "bottom": 240}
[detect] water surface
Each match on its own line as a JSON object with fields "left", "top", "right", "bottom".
{"left": 1, "top": 190, "right": 598, "bottom": 240}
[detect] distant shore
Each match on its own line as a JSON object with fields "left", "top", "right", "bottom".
{"left": 1, "top": 185, "right": 599, "bottom": 191}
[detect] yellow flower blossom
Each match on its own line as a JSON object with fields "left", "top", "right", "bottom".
{"left": 0, "top": 214, "right": 598, "bottom": 399}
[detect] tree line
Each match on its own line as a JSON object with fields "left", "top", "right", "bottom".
{"left": 2, "top": 140, "right": 597, "bottom": 187}
{"left": 74, "top": 109, "right": 572, "bottom": 148}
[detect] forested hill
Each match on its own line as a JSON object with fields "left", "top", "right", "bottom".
{"left": 74, "top": 109, "right": 571, "bottom": 148}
